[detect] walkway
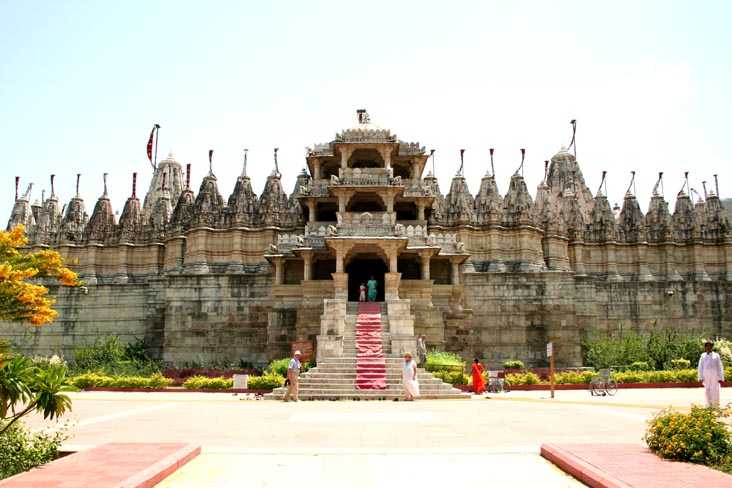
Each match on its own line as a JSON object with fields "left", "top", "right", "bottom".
{"left": 21, "top": 387, "right": 730, "bottom": 487}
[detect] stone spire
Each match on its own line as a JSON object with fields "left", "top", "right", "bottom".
{"left": 148, "top": 171, "right": 173, "bottom": 240}
{"left": 671, "top": 190, "right": 697, "bottom": 241}
{"left": 170, "top": 163, "right": 196, "bottom": 232}
{"left": 118, "top": 172, "right": 143, "bottom": 243}
{"left": 546, "top": 147, "right": 594, "bottom": 222}
{"left": 142, "top": 151, "right": 184, "bottom": 218}
{"left": 225, "top": 152, "right": 258, "bottom": 226}
{"left": 474, "top": 173, "right": 503, "bottom": 225}
{"left": 502, "top": 173, "right": 534, "bottom": 226}
{"left": 35, "top": 174, "right": 62, "bottom": 244}
{"left": 617, "top": 191, "right": 646, "bottom": 243}
{"left": 59, "top": 174, "right": 87, "bottom": 242}
{"left": 191, "top": 169, "right": 224, "bottom": 228}
{"left": 258, "top": 171, "right": 289, "bottom": 226}
{"left": 586, "top": 192, "right": 617, "bottom": 242}
{"left": 6, "top": 179, "right": 35, "bottom": 231}
{"left": 560, "top": 191, "right": 586, "bottom": 241}
{"left": 85, "top": 173, "right": 116, "bottom": 243}
{"left": 703, "top": 187, "right": 730, "bottom": 240}
{"left": 533, "top": 177, "right": 563, "bottom": 234}
{"left": 423, "top": 172, "right": 445, "bottom": 225}
{"left": 646, "top": 183, "right": 672, "bottom": 243}
{"left": 287, "top": 169, "right": 310, "bottom": 226}
{"left": 443, "top": 175, "right": 475, "bottom": 226}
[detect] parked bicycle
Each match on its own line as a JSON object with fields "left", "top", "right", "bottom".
{"left": 589, "top": 368, "right": 617, "bottom": 396}
{"left": 487, "top": 370, "right": 511, "bottom": 393}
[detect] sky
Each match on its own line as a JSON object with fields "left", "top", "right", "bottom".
{"left": 1, "top": 0, "right": 731, "bottom": 222}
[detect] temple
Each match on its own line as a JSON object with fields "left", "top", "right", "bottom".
{"left": 3, "top": 110, "right": 732, "bottom": 369}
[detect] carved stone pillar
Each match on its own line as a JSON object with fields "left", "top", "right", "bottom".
{"left": 338, "top": 194, "right": 347, "bottom": 214}
{"left": 416, "top": 203, "right": 425, "bottom": 221}
{"left": 272, "top": 257, "right": 284, "bottom": 285}
{"left": 385, "top": 194, "right": 395, "bottom": 214}
{"left": 302, "top": 251, "right": 313, "bottom": 281}
{"left": 306, "top": 200, "right": 316, "bottom": 223}
{"left": 417, "top": 249, "right": 432, "bottom": 280}
{"left": 450, "top": 258, "right": 461, "bottom": 285}
{"left": 331, "top": 272, "right": 348, "bottom": 299}
{"left": 384, "top": 272, "right": 401, "bottom": 300}
{"left": 389, "top": 252, "right": 398, "bottom": 273}
{"left": 312, "top": 159, "right": 321, "bottom": 180}
{"left": 411, "top": 160, "right": 420, "bottom": 179}
{"left": 340, "top": 146, "right": 354, "bottom": 169}
{"left": 724, "top": 240, "right": 732, "bottom": 281}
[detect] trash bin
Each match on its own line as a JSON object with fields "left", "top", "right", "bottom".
{"left": 233, "top": 374, "right": 248, "bottom": 389}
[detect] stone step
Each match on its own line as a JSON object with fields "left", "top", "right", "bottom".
{"left": 267, "top": 391, "right": 468, "bottom": 400}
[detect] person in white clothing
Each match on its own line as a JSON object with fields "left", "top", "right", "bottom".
{"left": 402, "top": 352, "right": 420, "bottom": 401}
{"left": 698, "top": 341, "right": 725, "bottom": 407}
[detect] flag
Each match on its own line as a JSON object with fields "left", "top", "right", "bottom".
{"left": 146, "top": 124, "right": 160, "bottom": 169}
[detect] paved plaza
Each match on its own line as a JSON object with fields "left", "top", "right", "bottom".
{"left": 22, "top": 387, "right": 731, "bottom": 487}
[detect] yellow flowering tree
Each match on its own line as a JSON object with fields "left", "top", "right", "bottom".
{"left": 0, "top": 225, "right": 80, "bottom": 326}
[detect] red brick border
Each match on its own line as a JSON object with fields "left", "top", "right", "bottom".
{"left": 540, "top": 444, "right": 631, "bottom": 488}
{"left": 0, "top": 443, "right": 201, "bottom": 488}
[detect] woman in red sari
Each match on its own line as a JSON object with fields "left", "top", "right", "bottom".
{"left": 471, "top": 358, "right": 486, "bottom": 394}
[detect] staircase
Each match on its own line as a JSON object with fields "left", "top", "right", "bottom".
{"left": 267, "top": 301, "right": 468, "bottom": 400}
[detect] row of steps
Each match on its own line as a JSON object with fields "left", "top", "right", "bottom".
{"left": 266, "top": 302, "right": 469, "bottom": 401}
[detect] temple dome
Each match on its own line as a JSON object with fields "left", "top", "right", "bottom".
{"left": 335, "top": 110, "right": 396, "bottom": 143}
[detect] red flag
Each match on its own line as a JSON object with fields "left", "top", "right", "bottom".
{"left": 146, "top": 127, "right": 155, "bottom": 166}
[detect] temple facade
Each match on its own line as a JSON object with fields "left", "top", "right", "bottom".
{"left": 3, "top": 111, "right": 732, "bottom": 367}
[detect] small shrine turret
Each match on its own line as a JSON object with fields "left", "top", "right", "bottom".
{"left": 85, "top": 173, "right": 117, "bottom": 243}
{"left": 118, "top": 173, "right": 143, "bottom": 243}
{"left": 6, "top": 178, "right": 35, "bottom": 231}
{"left": 59, "top": 174, "right": 87, "bottom": 243}
{"left": 142, "top": 151, "right": 184, "bottom": 218}
{"left": 170, "top": 164, "right": 196, "bottom": 232}
{"left": 225, "top": 150, "right": 258, "bottom": 226}
{"left": 35, "top": 174, "right": 62, "bottom": 244}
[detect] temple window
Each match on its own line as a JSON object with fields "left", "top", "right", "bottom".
{"left": 316, "top": 202, "right": 338, "bottom": 221}
{"left": 312, "top": 258, "right": 336, "bottom": 280}
{"left": 395, "top": 201, "right": 417, "bottom": 221}
{"left": 347, "top": 193, "right": 385, "bottom": 213}
{"left": 321, "top": 161, "right": 339, "bottom": 179}
{"left": 392, "top": 162, "right": 410, "bottom": 179}
{"left": 397, "top": 256, "right": 421, "bottom": 279}
{"left": 348, "top": 149, "right": 384, "bottom": 169}
{"left": 284, "top": 260, "right": 304, "bottom": 284}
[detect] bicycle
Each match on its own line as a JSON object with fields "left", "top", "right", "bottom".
{"left": 589, "top": 368, "right": 618, "bottom": 396}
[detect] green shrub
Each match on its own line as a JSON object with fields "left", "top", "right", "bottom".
{"left": 670, "top": 358, "right": 691, "bottom": 370}
{"left": 183, "top": 376, "right": 233, "bottom": 390}
{"left": 432, "top": 370, "right": 469, "bottom": 385}
{"left": 645, "top": 406, "right": 732, "bottom": 466}
{"left": 70, "top": 336, "right": 162, "bottom": 376}
{"left": 673, "top": 369, "right": 699, "bottom": 383}
{"left": 554, "top": 370, "right": 595, "bottom": 384}
{"left": 583, "top": 328, "right": 706, "bottom": 370}
{"left": 266, "top": 358, "right": 311, "bottom": 377}
{"left": 629, "top": 361, "right": 651, "bottom": 371}
{"left": 503, "top": 359, "right": 524, "bottom": 369}
{"left": 611, "top": 369, "right": 699, "bottom": 384}
{"left": 424, "top": 351, "right": 465, "bottom": 373}
{"left": 247, "top": 373, "right": 285, "bottom": 390}
{"left": 611, "top": 370, "right": 645, "bottom": 383}
{"left": 505, "top": 372, "right": 541, "bottom": 385}
{"left": 0, "top": 421, "right": 71, "bottom": 480}
{"left": 71, "top": 373, "right": 172, "bottom": 389}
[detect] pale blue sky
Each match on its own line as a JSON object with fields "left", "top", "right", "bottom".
{"left": 1, "top": 0, "right": 730, "bottom": 221}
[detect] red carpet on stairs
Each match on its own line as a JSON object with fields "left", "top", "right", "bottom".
{"left": 355, "top": 302, "right": 387, "bottom": 390}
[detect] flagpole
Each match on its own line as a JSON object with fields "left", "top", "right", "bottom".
{"left": 154, "top": 125, "right": 161, "bottom": 169}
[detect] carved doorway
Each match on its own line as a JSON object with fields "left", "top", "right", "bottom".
{"left": 346, "top": 256, "right": 387, "bottom": 302}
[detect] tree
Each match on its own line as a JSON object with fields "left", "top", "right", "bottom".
{"left": 0, "top": 225, "right": 79, "bottom": 326}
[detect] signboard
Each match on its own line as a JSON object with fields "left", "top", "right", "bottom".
{"left": 546, "top": 342, "right": 553, "bottom": 357}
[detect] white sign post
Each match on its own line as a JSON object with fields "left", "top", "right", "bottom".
{"left": 547, "top": 342, "right": 555, "bottom": 399}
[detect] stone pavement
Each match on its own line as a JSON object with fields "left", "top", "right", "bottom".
{"left": 22, "top": 388, "right": 729, "bottom": 487}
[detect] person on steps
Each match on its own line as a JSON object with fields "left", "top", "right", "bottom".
{"left": 367, "top": 276, "right": 378, "bottom": 302}
{"left": 283, "top": 350, "right": 302, "bottom": 402}
{"left": 402, "top": 352, "right": 420, "bottom": 401}
{"left": 471, "top": 358, "right": 486, "bottom": 394}
{"left": 698, "top": 341, "right": 724, "bottom": 407}
{"left": 359, "top": 282, "right": 367, "bottom": 302}
{"left": 416, "top": 335, "right": 427, "bottom": 365}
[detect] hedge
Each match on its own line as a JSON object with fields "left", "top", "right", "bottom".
{"left": 71, "top": 373, "right": 172, "bottom": 389}
{"left": 248, "top": 373, "right": 285, "bottom": 390}
{"left": 183, "top": 376, "right": 233, "bottom": 390}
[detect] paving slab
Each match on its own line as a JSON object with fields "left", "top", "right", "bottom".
{"left": 0, "top": 442, "right": 200, "bottom": 488}
{"left": 541, "top": 443, "right": 732, "bottom": 488}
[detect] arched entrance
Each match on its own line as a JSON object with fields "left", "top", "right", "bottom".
{"left": 346, "top": 255, "right": 387, "bottom": 302}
